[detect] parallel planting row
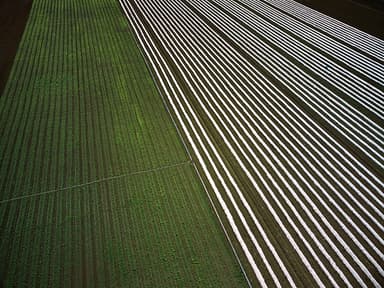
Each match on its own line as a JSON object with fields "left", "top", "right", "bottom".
{"left": 119, "top": 0, "right": 384, "bottom": 287}
{"left": 0, "top": 0, "right": 247, "bottom": 286}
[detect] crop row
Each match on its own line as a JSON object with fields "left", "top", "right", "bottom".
{"left": 120, "top": 0, "right": 384, "bottom": 286}
{"left": 0, "top": 0, "right": 247, "bottom": 286}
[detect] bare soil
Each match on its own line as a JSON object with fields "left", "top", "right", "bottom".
{"left": 0, "top": 0, "right": 33, "bottom": 96}
{"left": 296, "top": 0, "right": 384, "bottom": 39}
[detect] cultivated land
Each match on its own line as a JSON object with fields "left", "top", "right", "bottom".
{"left": 1, "top": 0, "right": 384, "bottom": 287}
{"left": 0, "top": 0, "right": 247, "bottom": 287}
{"left": 120, "top": 0, "right": 384, "bottom": 287}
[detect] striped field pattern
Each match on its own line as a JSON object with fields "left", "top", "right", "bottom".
{"left": 0, "top": 0, "right": 248, "bottom": 287}
{"left": 119, "top": 0, "right": 384, "bottom": 287}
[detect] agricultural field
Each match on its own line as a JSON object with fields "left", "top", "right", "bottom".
{"left": 1, "top": 0, "right": 384, "bottom": 287}
{"left": 119, "top": 0, "right": 384, "bottom": 287}
{"left": 0, "top": 0, "right": 247, "bottom": 287}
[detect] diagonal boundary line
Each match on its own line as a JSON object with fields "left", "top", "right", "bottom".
{"left": 118, "top": 2, "right": 252, "bottom": 287}
{"left": 0, "top": 160, "right": 192, "bottom": 204}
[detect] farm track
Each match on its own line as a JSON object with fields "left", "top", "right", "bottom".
{"left": 119, "top": 0, "right": 384, "bottom": 287}
{"left": 0, "top": 0, "right": 248, "bottom": 287}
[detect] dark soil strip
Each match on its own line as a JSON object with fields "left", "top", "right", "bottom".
{"left": 295, "top": 0, "right": 384, "bottom": 39}
{"left": 0, "top": 0, "right": 33, "bottom": 96}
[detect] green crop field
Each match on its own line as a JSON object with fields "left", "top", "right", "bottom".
{"left": 0, "top": 0, "right": 247, "bottom": 287}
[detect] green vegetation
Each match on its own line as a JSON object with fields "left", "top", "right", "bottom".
{"left": 0, "top": 0, "right": 247, "bottom": 286}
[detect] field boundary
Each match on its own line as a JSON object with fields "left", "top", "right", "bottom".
{"left": 118, "top": 1, "right": 252, "bottom": 287}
